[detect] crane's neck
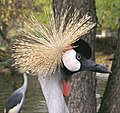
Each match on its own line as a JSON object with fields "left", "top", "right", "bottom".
{"left": 38, "top": 72, "right": 69, "bottom": 113}
{"left": 22, "top": 73, "right": 28, "bottom": 92}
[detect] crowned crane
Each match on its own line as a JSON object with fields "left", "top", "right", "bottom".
{"left": 4, "top": 72, "right": 28, "bottom": 113}
{"left": 38, "top": 39, "right": 111, "bottom": 113}
{"left": 11, "top": 8, "right": 111, "bottom": 113}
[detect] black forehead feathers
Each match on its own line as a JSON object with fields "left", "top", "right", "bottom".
{"left": 72, "top": 39, "right": 92, "bottom": 59}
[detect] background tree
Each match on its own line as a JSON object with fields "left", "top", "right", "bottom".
{"left": 98, "top": 20, "right": 120, "bottom": 113}
{"left": 52, "top": 0, "right": 97, "bottom": 113}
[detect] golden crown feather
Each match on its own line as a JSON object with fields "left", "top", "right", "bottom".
{"left": 11, "top": 8, "right": 96, "bottom": 76}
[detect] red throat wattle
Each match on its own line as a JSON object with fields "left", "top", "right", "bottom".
{"left": 61, "top": 80, "right": 71, "bottom": 97}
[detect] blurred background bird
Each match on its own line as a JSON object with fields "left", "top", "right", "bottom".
{"left": 11, "top": 7, "right": 111, "bottom": 113}
{"left": 4, "top": 72, "right": 28, "bottom": 113}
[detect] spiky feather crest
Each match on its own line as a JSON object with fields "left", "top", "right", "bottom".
{"left": 12, "top": 9, "right": 96, "bottom": 76}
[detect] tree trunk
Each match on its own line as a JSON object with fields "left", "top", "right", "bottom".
{"left": 68, "top": 28, "right": 96, "bottom": 112}
{"left": 0, "top": 22, "right": 8, "bottom": 44}
{"left": 52, "top": 0, "right": 97, "bottom": 113}
{"left": 98, "top": 20, "right": 120, "bottom": 113}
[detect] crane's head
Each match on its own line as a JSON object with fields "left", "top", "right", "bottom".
{"left": 61, "top": 39, "right": 111, "bottom": 97}
{"left": 62, "top": 39, "right": 111, "bottom": 74}
{"left": 12, "top": 12, "right": 111, "bottom": 77}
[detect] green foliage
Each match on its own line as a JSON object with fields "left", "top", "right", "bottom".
{"left": 0, "top": 0, "right": 52, "bottom": 59}
{"left": 26, "top": 0, "right": 52, "bottom": 24}
{"left": 0, "top": 0, "right": 51, "bottom": 26}
{"left": 0, "top": 0, "right": 52, "bottom": 46}
{"left": 96, "top": 0, "right": 120, "bottom": 30}
{"left": 0, "top": 0, "right": 25, "bottom": 25}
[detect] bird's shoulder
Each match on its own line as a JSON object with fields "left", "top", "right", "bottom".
{"left": 5, "top": 91, "right": 23, "bottom": 112}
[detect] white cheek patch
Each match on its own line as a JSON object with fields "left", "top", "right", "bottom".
{"left": 62, "top": 49, "right": 81, "bottom": 72}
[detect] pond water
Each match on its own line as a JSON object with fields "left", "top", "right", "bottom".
{"left": 0, "top": 70, "right": 48, "bottom": 113}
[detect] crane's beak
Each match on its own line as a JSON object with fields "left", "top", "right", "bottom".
{"left": 80, "top": 59, "right": 111, "bottom": 73}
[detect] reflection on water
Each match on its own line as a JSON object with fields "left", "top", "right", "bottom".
{"left": 0, "top": 70, "right": 48, "bottom": 113}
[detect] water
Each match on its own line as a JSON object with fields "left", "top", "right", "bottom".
{"left": 96, "top": 73, "right": 109, "bottom": 111}
{"left": 0, "top": 69, "right": 48, "bottom": 113}
{"left": 96, "top": 73, "right": 109, "bottom": 95}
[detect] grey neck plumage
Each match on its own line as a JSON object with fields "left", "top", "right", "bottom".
{"left": 38, "top": 72, "right": 69, "bottom": 113}
{"left": 21, "top": 73, "right": 28, "bottom": 93}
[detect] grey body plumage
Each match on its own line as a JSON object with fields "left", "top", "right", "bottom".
{"left": 38, "top": 71, "right": 69, "bottom": 113}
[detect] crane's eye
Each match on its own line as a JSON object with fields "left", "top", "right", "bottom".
{"left": 76, "top": 53, "right": 81, "bottom": 60}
